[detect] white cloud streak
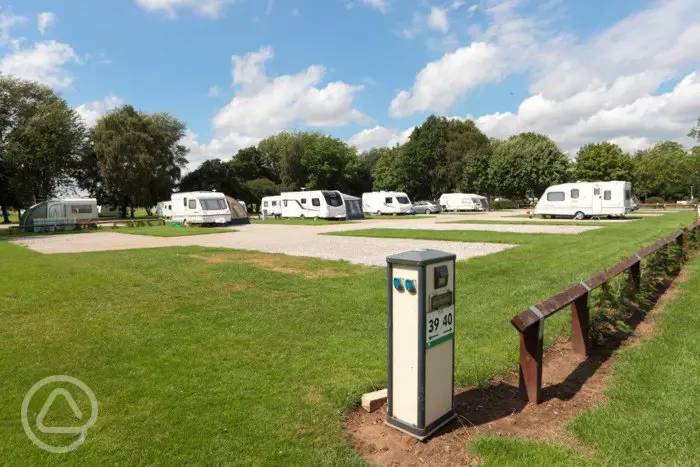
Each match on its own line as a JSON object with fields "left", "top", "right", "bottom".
{"left": 75, "top": 95, "right": 124, "bottom": 127}
{"left": 37, "top": 11, "right": 55, "bottom": 35}
{"left": 0, "top": 40, "right": 79, "bottom": 89}
{"left": 134, "top": 0, "right": 234, "bottom": 18}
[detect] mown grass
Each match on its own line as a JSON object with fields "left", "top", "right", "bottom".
{"left": 116, "top": 224, "right": 232, "bottom": 237}
{"left": 472, "top": 252, "right": 700, "bottom": 465}
{"left": 0, "top": 211, "right": 695, "bottom": 464}
{"left": 330, "top": 211, "right": 695, "bottom": 383}
{"left": 251, "top": 217, "right": 355, "bottom": 225}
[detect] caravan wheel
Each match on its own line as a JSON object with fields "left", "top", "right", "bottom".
{"left": 574, "top": 211, "right": 585, "bottom": 220}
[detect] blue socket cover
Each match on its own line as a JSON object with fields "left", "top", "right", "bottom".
{"left": 393, "top": 277, "right": 403, "bottom": 290}
{"left": 404, "top": 279, "right": 416, "bottom": 293}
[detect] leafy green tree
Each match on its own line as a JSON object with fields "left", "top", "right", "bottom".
{"left": 371, "top": 146, "right": 407, "bottom": 193}
{"left": 93, "top": 105, "right": 188, "bottom": 217}
{"left": 229, "top": 146, "right": 277, "bottom": 182}
{"left": 180, "top": 159, "right": 240, "bottom": 195}
{"left": 242, "top": 177, "right": 279, "bottom": 210}
{"left": 0, "top": 76, "right": 85, "bottom": 214}
{"left": 575, "top": 142, "right": 633, "bottom": 182}
{"left": 489, "top": 132, "right": 570, "bottom": 199}
{"left": 633, "top": 141, "right": 689, "bottom": 201}
{"left": 688, "top": 118, "right": 700, "bottom": 142}
{"left": 447, "top": 119, "right": 492, "bottom": 194}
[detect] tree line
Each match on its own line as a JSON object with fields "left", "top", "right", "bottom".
{"left": 1, "top": 76, "right": 699, "bottom": 223}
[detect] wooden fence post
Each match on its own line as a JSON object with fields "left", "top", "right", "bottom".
{"left": 630, "top": 261, "right": 641, "bottom": 292}
{"left": 519, "top": 320, "right": 543, "bottom": 404}
{"left": 570, "top": 293, "right": 589, "bottom": 357}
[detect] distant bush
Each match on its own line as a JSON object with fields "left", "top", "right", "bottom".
{"left": 646, "top": 196, "right": 665, "bottom": 204}
{"left": 491, "top": 199, "right": 516, "bottom": 210}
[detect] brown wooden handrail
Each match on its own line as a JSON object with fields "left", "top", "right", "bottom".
{"left": 511, "top": 220, "right": 700, "bottom": 404}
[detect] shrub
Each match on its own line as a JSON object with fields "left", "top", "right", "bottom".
{"left": 491, "top": 199, "right": 516, "bottom": 210}
{"left": 646, "top": 196, "right": 665, "bottom": 204}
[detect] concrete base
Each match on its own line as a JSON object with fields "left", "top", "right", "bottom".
{"left": 361, "top": 388, "right": 387, "bottom": 412}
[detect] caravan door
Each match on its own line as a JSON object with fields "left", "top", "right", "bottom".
{"left": 592, "top": 184, "right": 603, "bottom": 215}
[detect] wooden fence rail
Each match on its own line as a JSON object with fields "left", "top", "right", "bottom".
{"left": 511, "top": 220, "right": 700, "bottom": 404}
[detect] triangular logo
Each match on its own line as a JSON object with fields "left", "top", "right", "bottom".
{"left": 36, "top": 388, "right": 85, "bottom": 434}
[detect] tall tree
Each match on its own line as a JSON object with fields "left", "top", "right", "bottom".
{"left": 489, "top": 132, "right": 570, "bottom": 199}
{"left": 633, "top": 141, "right": 689, "bottom": 201}
{"left": 575, "top": 142, "right": 633, "bottom": 181}
{"left": 0, "top": 76, "right": 85, "bottom": 214}
{"left": 180, "top": 159, "right": 240, "bottom": 195}
{"left": 688, "top": 117, "right": 700, "bottom": 142}
{"left": 93, "top": 105, "right": 187, "bottom": 217}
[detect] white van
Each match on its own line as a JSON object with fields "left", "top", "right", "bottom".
{"left": 362, "top": 191, "right": 413, "bottom": 215}
{"left": 533, "top": 181, "right": 634, "bottom": 219}
{"left": 171, "top": 191, "right": 232, "bottom": 225}
{"left": 261, "top": 195, "right": 282, "bottom": 218}
{"left": 439, "top": 193, "right": 489, "bottom": 212}
{"left": 280, "top": 190, "right": 347, "bottom": 219}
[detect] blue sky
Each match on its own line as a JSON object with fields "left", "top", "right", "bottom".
{"left": 1, "top": 0, "right": 699, "bottom": 168}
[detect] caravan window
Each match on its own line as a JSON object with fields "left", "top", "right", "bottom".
{"left": 183, "top": 197, "right": 188, "bottom": 207}
{"left": 283, "top": 200, "right": 288, "bottom": 207}
{"left": 547, "top": 191, "right": 565, "bottom": 202}
{"left": 301, "top": 198, "right": 307, "bottom": 204}
{"left": 188, "top": 199, "right": 197, "bottom": 209}
{"left": 571, "top": 189, "right": 580, "bottom": 199}
{"left": 385, "top": 197, "right": 393, "bottom": 204}
{"left": 594, "top": 188, "right": 601, "bottom": 195}
{"left": 200, "top": 198, "right": 227, "bottom": 210}
{"left": 322, "top": 191, "right": 343, "bottom": 207}
{"left": 625, "top": 190, "right": 631, "bottom": 200}
{"left": 271, "top": 201, "right": 277, "bottom": 206}
{"left": 263, "top": 201, "right": 268, "bottom": 207}
{"left": 604, "top": 190, "right": 612, "bottom": 200}
{"left": 70, "top": 205, "right": 93, "bottom": 214}
{"left": 312, "top": 198, "right": 320, "bottom": 206}
{"left": 396, "top": 196, "right": 410, "bottom": 204}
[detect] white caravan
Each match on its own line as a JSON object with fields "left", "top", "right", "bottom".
{"left": 279, "top": 190, "right": 347, "bottom": 219}
{"left": 439, "top": 193, "right": 489, "bottom": 212}
{"left": 171, "top": 191, "right": 231, "bottom": 225}
{"left": 156, "top": 201, "right": 173, "bottom": 218}
{"left": 261, "top": 195, "right": 282, "bottom": 218}
{"left": 533, "top": 181, "right": 634, "bottom": 219}
{"left": 362, "top": 191, "right": 413, "bottom": 215}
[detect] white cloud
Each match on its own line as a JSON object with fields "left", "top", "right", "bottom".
{"left": 134, "top": 0, "right": 234, "bottom": 18}
{"left": 37, "top": 11, "right": 55, "bottom": 35}
{"left": 360, "top": 0, "right": 390, "bottom": 13}
{"left": 186, "top": 46, "right": 366, "bottom": 169}
{"left": 75, "top": 95, "right": 124, "bottom": 127}
{"left": 0, "top": 9, "right": 26, "bottom": 48}
{"left": 232, "top": 45, "right": 273, "bottom": 93}
{"left": 390, "top": 42, "right": 506, "bottom": 117}
{"left": 394, "top": 0, "right": 700, "bottom": 153}
{"left": 0, "top": 40, "right": 79, "bottom": 89}
{"left": 427, "top": 7, "right": 449, "bottom": 33}
{"left": 348, "top": 125, "right": 414, "bottom": 151}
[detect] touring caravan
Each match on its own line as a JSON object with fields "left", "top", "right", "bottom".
{"left": 533, "top": 181, "right": 634, "bottom": 219}
{"left": 261, "top": 195, "right": 282, "bottom": 218}
{"left": 439, "top": 193, "right": 489, "bottom": 212}
{"left": 362, "top": 191, "right": 413, "bottom": 215}
{"left": 21, "top": 198, "right": 98, "bottom": 232}
{"left": 171, "top": 191, "right": 232, "bottom": 225}
{"left": 279, "top": 190, "right": 347, "bottom": 219}
{"left": 156, "top": 201, "right": 173, "bottom": 218}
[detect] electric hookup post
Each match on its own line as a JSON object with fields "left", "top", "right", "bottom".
{"left": 385, "top": 249, "right": 456, "bottom": 440}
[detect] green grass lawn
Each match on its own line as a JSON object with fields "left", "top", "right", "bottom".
{"left": 440, "top": 219, "right": 616, "bottom": 227}
{"left": 0, "top": 211, "right": 696, "bottom": 464}
{"left": 251, "top": 217, "right": 355, "bottom": 225}
{"left": 472, "top": 252, "right": 700, "bottom": 466}
{"left": 116, "top": 224, "right": 233, "bottom": 237}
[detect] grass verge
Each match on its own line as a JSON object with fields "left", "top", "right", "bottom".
{"left": 472, "top": 251, "right": 700, "bottom": 465}
{"left": 115, "top": 224, "right": 233, "bottom": 237}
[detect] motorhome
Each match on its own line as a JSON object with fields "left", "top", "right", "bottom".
{"left": 279, "top": 190, "right": 347, "bottom": 219}
{"left": 439, "top": 193, "right": 489, "bottom": 212}
{"left": 533, "top": 181, "right": 634, "bottom": 219}
{"left": 171, "top": 191, "right": 232, "bottom": 225}
{"left": 362, "top": 191, "right": 413, "bottom": 215}
{"left": 261, "top": 195, "right": 282, "bottom": 218}
{"left": 21, "top": 198, "right": 98, "bottom": 232}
